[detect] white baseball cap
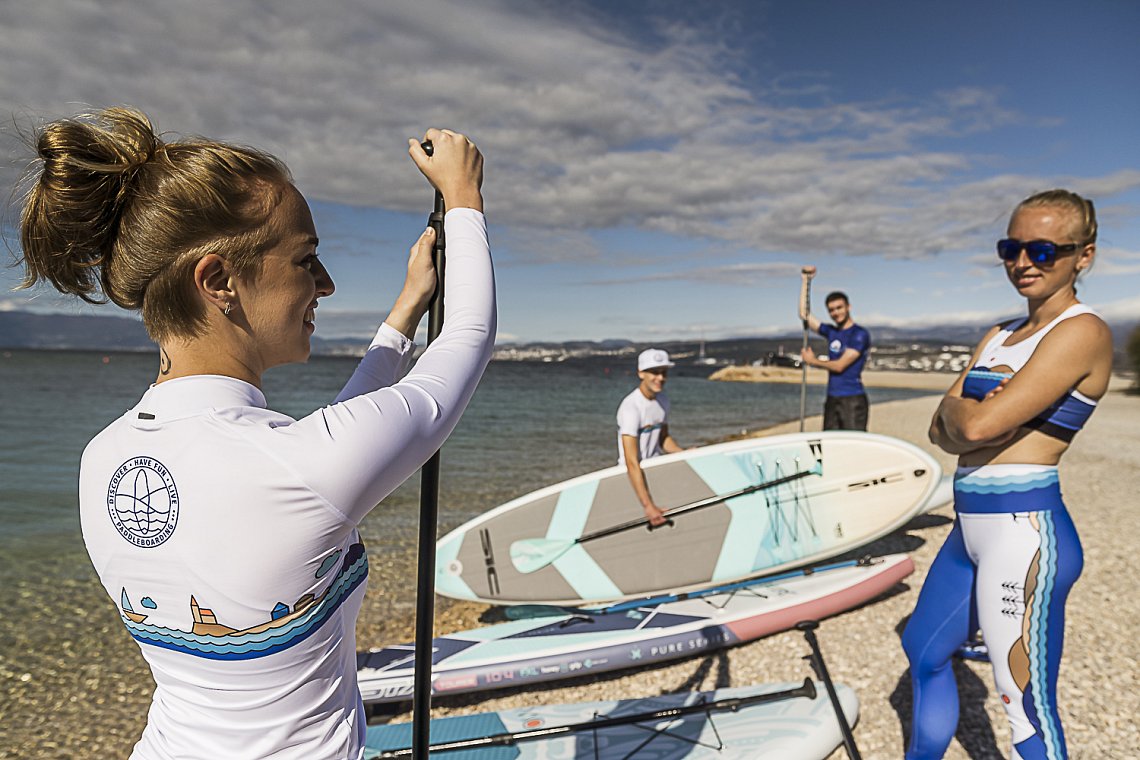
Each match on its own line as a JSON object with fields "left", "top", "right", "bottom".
{"left": 637, "top": 348, "right": 675, "bottom": 372}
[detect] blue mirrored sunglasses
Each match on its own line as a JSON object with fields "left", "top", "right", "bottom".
{"left": 997, "top": 238, "right": 1080, "bottom": 265}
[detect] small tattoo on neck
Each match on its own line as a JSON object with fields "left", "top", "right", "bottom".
{"left": 160, "top": 349, "right": 172, "bottom": 376}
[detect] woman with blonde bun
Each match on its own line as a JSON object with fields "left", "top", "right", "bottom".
{"left": 17, "top": 107, "right": 495, "bottom": 759}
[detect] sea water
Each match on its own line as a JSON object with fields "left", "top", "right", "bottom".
{"left": 0, "top": 350, "right": 932, "bottom": 626}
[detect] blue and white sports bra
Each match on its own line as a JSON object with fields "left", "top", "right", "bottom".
{"left": 962, "top": 303, "right": 1099, "bottom": 442}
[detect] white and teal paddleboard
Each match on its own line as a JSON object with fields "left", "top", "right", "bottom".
{"left": 359, "top": 554, "right": 912, "bottom": 705}
{"left": 364, "top": 679, "right": 857, "bottom": 759}
{"left": 436, "top": 431, "right": 939, "bottom": 605}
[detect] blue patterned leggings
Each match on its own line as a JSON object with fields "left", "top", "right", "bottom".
{"left": 902, "top": 465, "right": 1083, "bottom": 760}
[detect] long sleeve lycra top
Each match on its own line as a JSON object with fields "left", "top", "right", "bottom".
{"left": 78, "top": 208, "right": 495, "bottom": 760}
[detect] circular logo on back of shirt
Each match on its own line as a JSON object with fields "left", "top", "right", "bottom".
{"left": 106, "top": 457, "right": 179, "bottom": 548}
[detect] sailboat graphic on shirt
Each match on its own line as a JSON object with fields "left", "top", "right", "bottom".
{"left": 115, "top": 544, "right": 368, "bottom": 660}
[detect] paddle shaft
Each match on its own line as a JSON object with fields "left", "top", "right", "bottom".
{"left": 799, "top": 270, "right": 812, "bottom": 432}
{"left": 374, "top": 678, "right": 817, "bottom": 757}
{"left": 509, "top": 557, "right": 867, "bottom": 620}
{"left": 797, "top": 620, "right": 862, "bottom": 760}
{"left": 411, "top": 142, "right": 446, "bottom": 760}
{"left": 578, "top": 465, "right": 818, "bottom": 546}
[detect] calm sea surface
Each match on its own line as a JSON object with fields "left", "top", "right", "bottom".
{"left": 0, "top": 349, "right": 932, "bottom": 611}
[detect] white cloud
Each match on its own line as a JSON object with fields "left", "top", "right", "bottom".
{"left": 1095, "top": 246, "right": 1140, "bottom": 276}
{"left": 4, "top": 0, "right": 1138, "bottom": 269}
{"left": 1094, "top": 295, "right": 1140, "bottom": 321}
{"left": 586, "top": 261, "right": 804, "bottom": 287}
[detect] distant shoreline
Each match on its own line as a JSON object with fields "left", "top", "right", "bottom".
{"left": 709, "top": 365, "right": 1136, "bottom": 395}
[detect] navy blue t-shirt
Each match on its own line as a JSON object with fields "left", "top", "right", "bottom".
{"left": 818, "top": 323, "right": 870, "bottom": 397}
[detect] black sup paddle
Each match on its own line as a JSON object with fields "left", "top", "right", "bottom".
{"left": 411, "top": 140, "right": 445, "bottom": 760}
{"left": 799, "top": 265, "right": 815, "bottom": 432}
{"left": 510, "top": 461, "right": 822, "bottom": 574}
{"left": 374, "top": 678, "right": 818, "bottom": 757}
{"left": 797, "top": 620, "right": 862, "bottom": 760}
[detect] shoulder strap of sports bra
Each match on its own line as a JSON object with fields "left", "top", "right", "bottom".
{"left": 1039, "top": 302, "right": 1099, "bottom": 335}
{"left": 1012, "top": 302, "right": 1100, "bottom": 353}
{"left": 979, "top": 317, "right": 1023, "bottom": 359}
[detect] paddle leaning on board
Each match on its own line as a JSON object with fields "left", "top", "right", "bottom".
{"left": 435, "top": 431, "right": 940, "bottom": 606}
{"left": 509, "top": 462, "right": 823, "bottom": 574}
{"left": 364, "top": 678, "right": 855, "bottom": 759}
{"left": 358, "top": 554, "right": 914, "bottom": 705}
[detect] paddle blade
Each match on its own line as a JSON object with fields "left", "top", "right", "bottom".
{"left": 509, "top": 537, "right": 575, "bottom": 574}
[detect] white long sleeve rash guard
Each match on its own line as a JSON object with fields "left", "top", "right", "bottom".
{"left": 78, "top": 208, "right": 495, "bottom": 760}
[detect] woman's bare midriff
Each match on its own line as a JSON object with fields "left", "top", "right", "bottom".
{"left": 957, "top": 427, "right": 1071, "bottom": 468}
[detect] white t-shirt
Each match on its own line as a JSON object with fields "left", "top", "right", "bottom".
{"left": 616, "top": 387, "right": 670, "bottom": 464}
{"left": 79, "top": 209, "right": 495, "bottom": 760}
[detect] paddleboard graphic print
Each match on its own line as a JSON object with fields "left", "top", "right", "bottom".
{"left": 436, "top": 431, "right": 939, "bottom": 605}
{"left": 107, "top": 456, "right": 179, "bottom": 548}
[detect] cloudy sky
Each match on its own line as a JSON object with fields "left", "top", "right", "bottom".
{"left": 2, "top": 0, "right": 1138, "bottom": 343}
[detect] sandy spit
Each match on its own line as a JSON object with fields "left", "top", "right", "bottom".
{"left": 710, "top": 365, "right": 957, "bottom": 391}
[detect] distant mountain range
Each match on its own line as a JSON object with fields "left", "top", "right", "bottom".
{"left": 2, "top": 310, "right": 1136, "bottom": 362}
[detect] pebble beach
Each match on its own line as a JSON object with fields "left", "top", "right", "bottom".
{"left": 3, "top": 372, "right": 1137, "bottom": 759}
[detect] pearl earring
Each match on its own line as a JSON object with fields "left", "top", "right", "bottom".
{"left": 223, "top": 303, "right": 233, "bottom": 316}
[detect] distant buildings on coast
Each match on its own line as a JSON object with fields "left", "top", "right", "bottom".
{"left": 490, "top": 340, "right": 974, "bottom": 375}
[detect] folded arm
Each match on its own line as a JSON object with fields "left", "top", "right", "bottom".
{"left": 930, "top": 316, "right": 1109, "bottom": 452}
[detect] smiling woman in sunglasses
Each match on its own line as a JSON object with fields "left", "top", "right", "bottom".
{"left": 902, "top": 189, "right": 1112, "bottom": 760}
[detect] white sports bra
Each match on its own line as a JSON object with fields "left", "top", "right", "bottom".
{"left": 964, "top": 303, "right": 1100, "bottom": 442}
{"left": 975, "top": 303, "right": 1098, "bottom": 372}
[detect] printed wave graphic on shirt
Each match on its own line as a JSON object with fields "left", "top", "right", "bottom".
{"left": 955, "top": 471, "right": 1059, "bottom": 494}
{"left": 119, "top": 544, "right": 368, "bottom": 660}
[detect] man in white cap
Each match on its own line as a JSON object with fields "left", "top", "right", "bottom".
{"left": 616, "top": 348, "right": 684, "bottom": 526}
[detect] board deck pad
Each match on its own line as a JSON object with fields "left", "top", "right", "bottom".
{"left": 436, "top": 431, "right": 939, "bottom": 605}
{"left": 363, "top": 681, "right": 858, "bottom": 760}
{"left": 359, "top": 554, "right": 913, "bottom": 704}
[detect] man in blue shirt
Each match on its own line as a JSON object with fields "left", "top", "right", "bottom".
{"left": 798, "top": 270, "right": 871, "bottom": 430}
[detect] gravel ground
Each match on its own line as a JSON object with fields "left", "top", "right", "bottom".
{"left": 3, "top": 386, "right": 1137, "bottom": 759}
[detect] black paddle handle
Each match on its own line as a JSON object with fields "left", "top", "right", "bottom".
{"left": 411, "top": 139, "right": 446, "bottom": 760}
{"left": 376, "top": 678, "right": 817, "bottom": 756}
{"left": 422, "top": 140, "right": 446, "bottom": 341}
{"left": 580, "top": 466, "right": 818, "bottom": 545}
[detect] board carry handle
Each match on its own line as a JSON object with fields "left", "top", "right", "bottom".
{"left": 368, "top": 678, "right": 818, "bottom": 757}
{"left": 510, "top": 460, "right": 823, "bottom": 575}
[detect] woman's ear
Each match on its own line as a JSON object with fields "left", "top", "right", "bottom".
{"left": 194, "top": 254, "right": 237, "bottom": 314}
{"left": 1076, "top": 243, "right": 1095, "bottom": 273}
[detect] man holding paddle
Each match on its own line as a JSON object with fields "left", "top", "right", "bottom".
{"left": 616, "top": 348, "right": 684, "bottom": 526}
{"left": 799, "top": 267, "right": 871, "bottom": 431}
